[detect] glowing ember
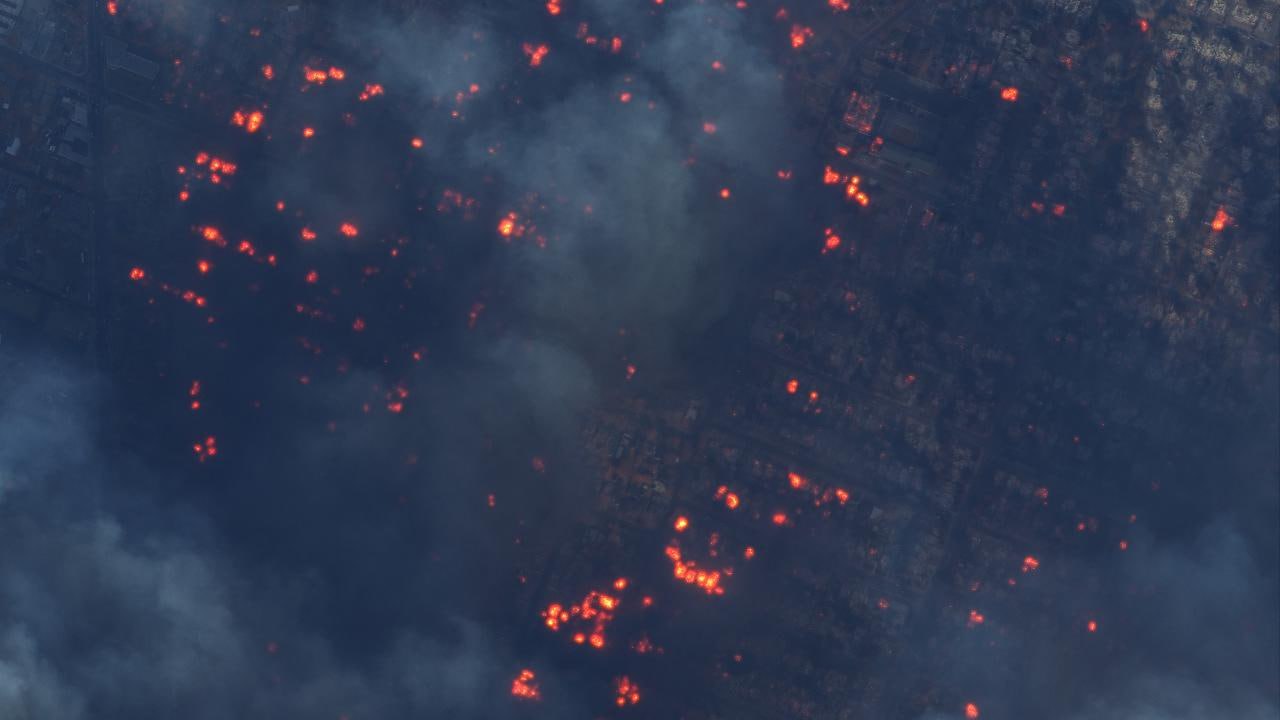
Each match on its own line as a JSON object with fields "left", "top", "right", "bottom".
{"left": 1000, "top": 86, "right": 1019, "bottom": 102}
{"left": 546, "top": 0, "right": 561, "bottom": 15}
{"left": 786, "top": 378, "right": 799, "bottom": 394}
{"left": 771, "top": 511, "right": 788, "bottom": 526}
{"left": 497, "top": 212, "right": 526, "bottom": 238}
{"left": 788, "top": 472, "right": 808, "bottom": 490}
{"left": 411, "top": 137, "right": 425, "bottom": 149}
{"left": 714, "top": 485, "right": 740, "bottom": 510}
{"left": 1022, "top": 555, "right": 1040, "bottom": 573}
{"left": 231, "top": 109, "right": 265, "bottom": 133}
{"left": 1210, "top": 207, "right": 1231, "bottom": 232}
{"left": 510, "top": 669, "right": 540, "bottom": 700}
{"left": 524, "top": 43, "right": 550, "bottom": 67}
{"left": 192, "top": 435, "right": 218, "bottom": 462}
{"left": 1087, "top": 620, "right": 1098, "bottom": 632}
{"left": 200, "top": 226, "right": 225, "bottom": 246}
{"left": 614, "top": 676, "right": 641, "bottom": 707}
{"left": 340, "top": 223, "right": 359, "bottom": 238}
{"left": 540, "top": 587, "right": 622, "bottom": 649}
{"left": 790, "top": 25, "right": 814, "bottom": 49}
{"left": 665, "top": 544, "right": 727, "bottom": 595}
{"left": 965, "top": 702, "right": 980, "bottom": 719}
{"left": 129, "top": 267, "right": 146, "bottom": 281}
{"left": 674, "top": 516, "right": 690, "bottom": 532}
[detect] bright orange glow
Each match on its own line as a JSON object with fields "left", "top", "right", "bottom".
{"left": 665, "top": 543, "right": 726, "bottom": 595}
{"left": 788, "top": 472, "right": 808, "bottom": 490}
{"left": 829, "top": 0, "right": 850, "bottom": 9}
{"left": 1087, "top": 620, "right": 1098, "bottom": 632}
{"left": 834, "top": 488, "right": 849, "bottom": 504}
{"left": 743, "top": 546, "right": 755, "bottom": 559}
{"left": 823, "top": 166, "right": 841, "bottom": 184}
{"left": 511, "top": 669, "right": 541, "bottom": 700}
{"left": 540, "top": 588, "right": 622, "bottom": 649}
{"left": 300, "top": 227, "right": 317, "bottom": 242}
{"left": 547, "top": 0, "right": 561, "bottom": 15}
{"left": 965, "top": 703, "right": 980, "bottom": 719}
{"left": 790, "top": 24, "right": 814, "bottom": 49}
{"left": 786, "top": 378, "right": 799, "bottom": 394}
{"left": 1000, "top": 86, "right": 1019, "bottom": 102}
{"left": 411, "top": 137, "right": 424, "bottom": 149}
{"left": 1139, "top": 18, "right": 1150, "bottom": 32}
{"left": 968, "top": 610, "right": 985, "bottom": 626}
{"left": 674, "top": 516, "right": 689, "bottom": 532}
{"left": 823, "top": 229, "right": 843, "bottom": 252}
{"left": 358, "top": 83, "right": 385, "bottom": 101}
{"left": 614, "top": 676, "right": 641, "bottom": 707}
{"left": 1210, "top": 207, "right": 1230, "bottom": 232}
{"left": 261, "top": 64, "right": 274, "bottom": 80}
{"left": 1022, "top": 555, "right": 1040, "bottom": 572}
{"left": 524, "top": 43, "right": 550, "bottom": 67}
{"left": 106, "top": 0, "right": 118, "bottom": 16}
{"left": 193, "top": 436, "right": 218, "bottom": 462}
{"left": 196, "top": 260, "right": 210, "bottom": 275}
{"left": 302, "top": 127, "right": 315, "bottom": 138}
{"left": 497, "top": 212, "right": 521, "bottom": 238}
{"left": 231, "top": 109, "right": 265, "bottom": 133}
{"left": 340, "top": 223, "right": 359, "bottom": 238}
{"left": 327, "top": 66, "right": 346, "bottom": 81}
{"left": 719, "top": 187, "right": 731, "bottom": 199}
{"left": 129, "top": 267, "right": 146, "bottom": 281}
{"left": 771, "top": 511, "right": 788, "bottom": 526}
{"left": 619, "top": 92, "right": 632, "bottom": 103}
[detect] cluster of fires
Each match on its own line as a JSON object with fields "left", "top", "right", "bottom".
{"left": 99, "top": 0, "right": 1143, "bottom": 715}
